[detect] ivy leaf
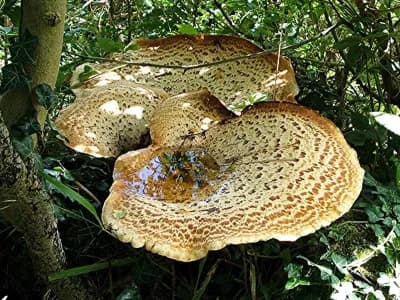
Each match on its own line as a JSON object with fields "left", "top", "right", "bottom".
{"left": 11, "top": 135, "right": 43, "bottom": 171}
{"left": 12, "top": 135, "right": 34, "bottom": 158}
{"left": 345, "top": 130, "right": 366, "bottom": 146}
{"left": 10, "top": 29, "right": 37, "bottom": 63}
{"left": 116, "top": 287, "right": 141, "bottom": 300}
{"left": 0, "top": 63, "right": 31, "bottom": 93}
{"left": 34, "top": 83, "right": 57, "bottom": 110}
{"left": 12, "top": 114, "right": 41, "bottom": 137}
{"left": 285, "top": 278, "right": 311, "bottom": 290}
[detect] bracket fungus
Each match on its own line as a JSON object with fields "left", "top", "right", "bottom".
{"left": 57, "top": 35, "right": 298, "bottom": 158}
{"left": 72, "top": 34, "right": 299, "bottom": 107}
{"left": 55, "top": 34, "right": 363, "bottom": 262}
{"left": 56, "top": 80, "right": 168, "bottom": 157}
{"left": 102, "top": 101, "right": 364, "bottom": 262}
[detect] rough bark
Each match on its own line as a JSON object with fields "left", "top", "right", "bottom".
{"left": 0, "top": 114, "right": 92, "bottom": 299}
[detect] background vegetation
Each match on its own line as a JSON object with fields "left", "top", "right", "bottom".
{"left": 1, "top": 0, "right": 399, "bottom": 299}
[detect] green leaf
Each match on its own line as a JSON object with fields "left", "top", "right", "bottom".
{"left": 48, "top": 257, "right": 135, "bottom": 281}
{"left": 11, "top": 29, "right": 37, "bottom": 63}
{"left": 77, "top": 64, "right": 97, "bottom": 84}
{"left": 345, "top": 131, "right": 366, "bottom": 146}
{"left": 392, "top": 237, "right": 400, "bottom": 250}
{"left": 297, "top": 255, "right": 339, "bottom": 284}
{"left": 12, "top": 114, "right": 41, "bottom": 137}
{"left": 116, "top": 288, "right": 141, "bottom": 300}
{"left": 382, "top": 246, "right": 396, "bottom": 267}
{"left": 34, "top": 83, "right": 57, "bottom": 109}
{"left": 12, "top": 135, "right": 33, "bottom": 156}
{"left": 347, "top": 45, "right": 368, "bottom": 67}
{"left": 42, "top": 172, "right": 103, "bottom": 227}
{"left": 192, "top": 260, "right": 220, "bottom": 300}
{"left": 96, "top": 37, "right": 124, "bottom": 52}
{"left": 0, "top": 63, "right": 31, "bottom": 93}
{"left": 369, "top": 224, "right": 385, "bottom": 237}
{"left": 365, "top": 206, "right": 384, "bottom": 222}
{"left": 396, "top": 163, "right": 400, "bottom": 190}
{"left": 285, "top": 263, "right": 303, "bottom": 278}
{"left": 5, "top": 5, "right": 21, "bottom": 26}
{"left": 351, "top": 112, "right": 370, "bottom": 130}
{"left": 331, "top": 253, "right": 348, "bottom": 268}
{"left": 177, "top": 24, "right": 198, "bottom": 35}
{"left": 11, "top": 134, "right": 43, "bottom": 171}
{"left": 285, "top": 278, "right": 311, "bottom": 290}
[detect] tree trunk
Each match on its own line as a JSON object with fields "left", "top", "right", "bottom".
{"left": 22, "top": 0, "right": 67, "bottom": 127}
{"left": 0, "top": 1, "right": 95, "bottom": 298}
{"left": 0, "top": 114, "right": 91, "bottom": 300}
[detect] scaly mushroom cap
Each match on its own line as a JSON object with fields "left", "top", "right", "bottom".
{"left": 102, "top": 101, "right": 364, "bottom": 262}
{"left": 150, "top": 88, "right": 235, "bottom": 147}
{"left": 73, "top": 34, "right": 299, "bottom": 108}
{"left": 55, "top": 81, "right": 168, "bottom": 157}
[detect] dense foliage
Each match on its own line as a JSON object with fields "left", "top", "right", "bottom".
{"left": 1, "top": 0, "right": 400, "bottom": 299}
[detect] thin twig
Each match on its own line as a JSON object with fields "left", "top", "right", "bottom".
{"left": 347, "top": 227, "right": 396, "bottom": 269}
{"left": 73, "top": 180, "right": 101, "bottom": 204}
{"left": 273, "top": 25, "right": 283, "bottom": 100}
{"left": 213, "top": 0, "right": 255, "bottom": 42}
{"left": 74, "top": 22, "right": 342, "bottom": 71}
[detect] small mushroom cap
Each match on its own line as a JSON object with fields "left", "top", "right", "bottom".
{"left": 55, "top": 81, "right": 168, "bottom": 157}
{"left": 102, "top": 101, "right": 364, "bottom": 262}
{"left": 73, "top": 34, "right": 299, "bottom": 107}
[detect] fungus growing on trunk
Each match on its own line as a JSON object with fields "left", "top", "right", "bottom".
{"left": 102, "top": 101, "right": 364, "bottom": 262}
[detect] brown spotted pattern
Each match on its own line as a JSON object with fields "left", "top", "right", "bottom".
{"left": 56, "top": 81, "right": 168, "bottom": 157}
{"left": 73, "top": 35, "right": 299, "bottom": 108}
{"left": 102, "top": 102, "right": 364, "bottom": 262}
{"left": 150, "top": 88, "right": 235, "bottom": 147}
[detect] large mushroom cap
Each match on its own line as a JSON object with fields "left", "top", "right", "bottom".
{"left": 102, "top": 101, "right": 364, "bottom": 262}
{"left": 55, "top": 81, "right": 168, "bottom": 157}
{"left": 74, "top": 34, "right": 299, "bottom": 108}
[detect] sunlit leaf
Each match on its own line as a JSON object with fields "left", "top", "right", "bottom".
{"left": 370, "top": 112, "right": 400, "bottom": 136}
